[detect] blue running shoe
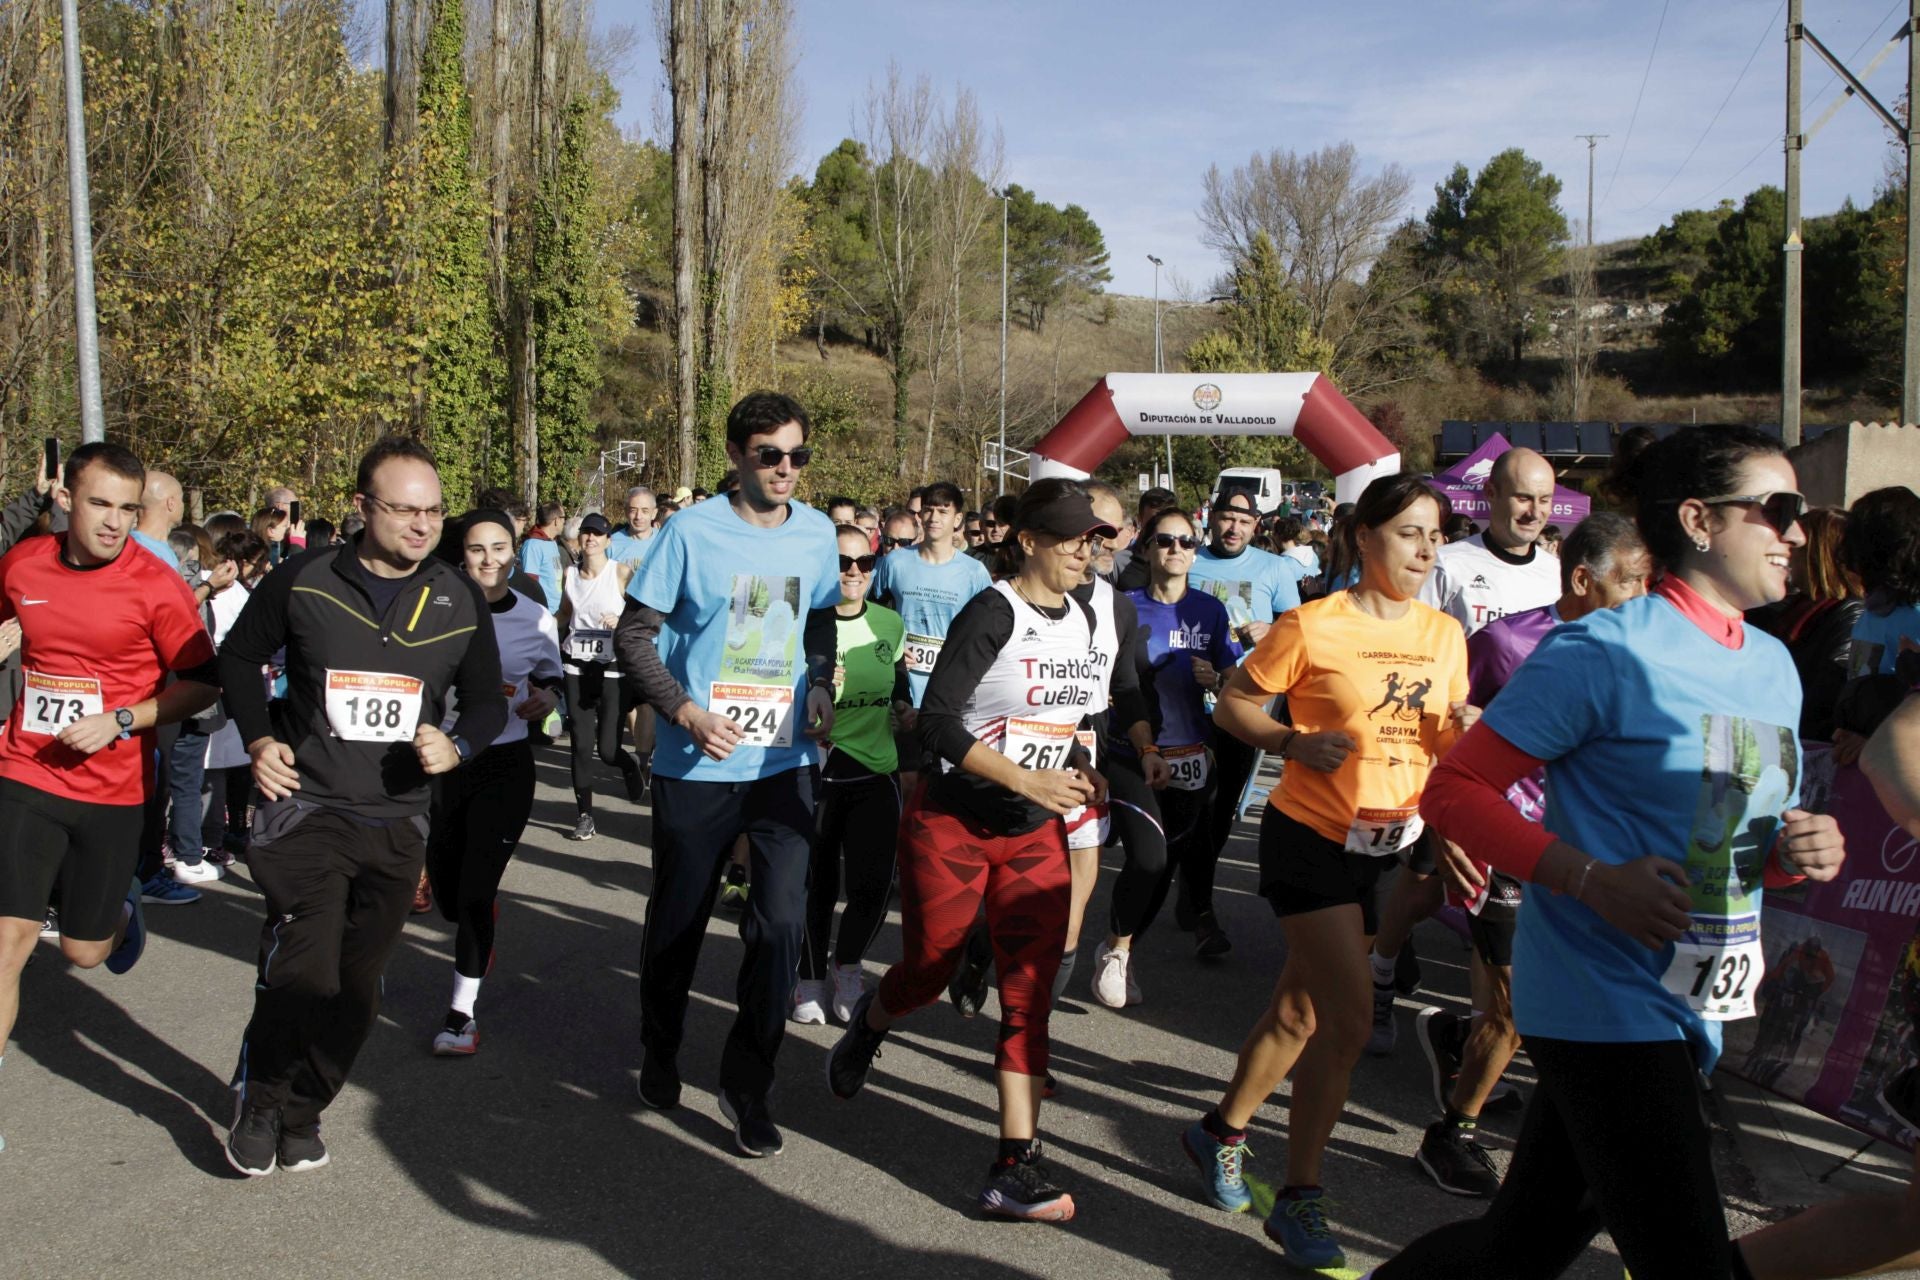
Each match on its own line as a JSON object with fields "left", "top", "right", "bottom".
{"left": 1181, "top": 1119, "right": 1251, "bottom": 1213}
{"left": 106, "top": 881, "right": 146, "bottom": 975}
{"left": 139, "top": 874, "right": 200, "bottom": 905}
{"left": 1263, "top": 1188, "right": 1345, "bottom": 1269}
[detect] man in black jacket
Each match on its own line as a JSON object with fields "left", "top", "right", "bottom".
{"left": 218, "top": 436, "right": 507, "bottom": 1178}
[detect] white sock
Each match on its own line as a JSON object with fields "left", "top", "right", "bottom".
{"left": 451, "top": 973, "right": 482, "bottom": 1018}
{"left": 1369, "top": 948, "right": 1397, "bottom": 987}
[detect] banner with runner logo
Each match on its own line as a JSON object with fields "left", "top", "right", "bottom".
{"left": 1722, "top": 743, "right": 1920, "bottom": 1149}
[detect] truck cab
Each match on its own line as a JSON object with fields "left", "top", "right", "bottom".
{"left": 1210, "top": 467, "right": 1287, "bottom": 515}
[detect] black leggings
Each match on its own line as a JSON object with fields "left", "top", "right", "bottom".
{"left": 427, "top": 740, "right": 536, "bottom": 978}
{"left": 1377, "top": 1036, "right": 1754, "bottom": 1280}
{"left": 1208, "top": 729, "right": 1258, "bottom": 861}
{"left": 1108, "top": 766, "right": 1214, "bottom": 938}
{"left": 565, "top": 666, "right": 641, "bottom": 813}
{"left": 802, "top": 768, "right": 901, "bottom": 979}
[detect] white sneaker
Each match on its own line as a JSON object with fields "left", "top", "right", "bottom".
{"left": 172, "top": 858, "right": 224, "bottom": 885}
{"left": 1092, "top": 940, "right": 1129, "bottom": 1009}
{"left": 831, "top": 964, "right": 864, "bottom": 1024}
{"left": 1126, "top": 955, "right": 1144, "bottom": 1006}
{"left": 433, "top": 1018, "right": 479, "bottom": 1055}
{"left": 790, "top": 979, "right": 829, "bottom": 1025}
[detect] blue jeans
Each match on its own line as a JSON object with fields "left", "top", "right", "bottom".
{"left": 167, "top": 728, "right": 209, "bottom": 865}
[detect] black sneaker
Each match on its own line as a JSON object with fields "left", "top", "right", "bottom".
{"left": 1417, "top": 1006, "right": 1465, "bottom": 1114}
{"left": 1415, "top": 1119, "right": 1501, "bottom": 1197}
{"left": 1193, "top": 910, "right": 1232, "bottom": 959}
{"left": 623, "top": 762, "right": 647, "bottom": 805}
{"left": 277, "top": 1120, "right": 330, "bottom": 1173}
{"left": 1394, "top": 938, "right": 1422, "bottom": 995}
{"left": 717, "top": 1088, "right": 784, "bottom": 1157}
{"left": 226, "top": 1102, "right": 280, "bottom": 1177}
{"left": 636, "top": 1053, "right": 681, "bottom": 1110}
{"left": 947, "top": 936, "right": 992, "bottom": 1018}
{"left": 979, "top": 1147, "right": 1076, "bottom": 1222}
{"left": 827, "top": 989, "right": 890, "bottom": 1099}
{"left": 565, "top": 812, "right": 596, "bottom": 842}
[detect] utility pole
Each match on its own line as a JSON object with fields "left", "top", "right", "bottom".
{"left": 1148, "top": 254, "right": 1163, "bottom": 373}
{"left": 997, "top": 189, "right": 1009, "bottom": 496}
{"left": 1784, "top": 0, "right": 1805, "bottom": 447}
{"left": 1574, "top": 134, "right": 1607, "bottom": 246}
{"left": 60, "top": 0, "right": 104, "bottom": 443}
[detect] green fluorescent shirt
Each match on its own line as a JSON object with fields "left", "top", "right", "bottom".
{"left": 830, "top": 602, "right": 905, "bottom": 775}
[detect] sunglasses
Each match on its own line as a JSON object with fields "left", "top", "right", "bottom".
{"left": 839, "top": 553, "right": 878, "bottom": 572}
{"left": 880, "top": 535, "right": 913, "bottom": 550}
{"left": 1700, "top": 490, "right": 1807, "bottom": 536}
{"left": 750, "top": 445, "right": 813, "bottom": 469}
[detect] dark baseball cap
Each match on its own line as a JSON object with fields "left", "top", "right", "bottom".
{"left": 579, "top": 512, "right": 613, "bottom": 536}
{"left": 1018, "top": 489, "right": 1119, "bottom": 541}
{"left": 1214, "top": 489, "right": 1259, "bottom": 516}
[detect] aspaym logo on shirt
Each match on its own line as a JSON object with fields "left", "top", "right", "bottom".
{"left": 1366, "top": 671, "right": 1435, "bottom": 724}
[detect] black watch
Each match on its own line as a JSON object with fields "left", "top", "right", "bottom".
{"left": 450, "top": 734, "right": 473, "bottom": 763}
{"left": 114, "top": 707, "right": 136, "bottom": 740}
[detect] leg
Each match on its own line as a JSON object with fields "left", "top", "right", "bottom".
{"left": 223, "top": 765, "right": 251, "bottom": 843}
{"left": 449, "top": 744, "right": 536, "bottom": 982}
{"left": 1452, "top": 957, "right": 1521, "bottom": 1117}
{"left": 1106, "top": 771, "right": 1177, "bottom": 946}
{"left": 565, "top": 669, "right": 599, "bottom": 813}
{"left": 1206, "top": 731, "right": 1258, "bottom": 869}
{"left": 1739, "top": 1144, "right": 1920, "bottom": 1278}
{"left": 980, "top": 821, "right": 1071, "bottom": 1137}
{"left": 1273, "top": 907, "right": 1375, "bottom": 1188}
{"left": 639, "top": 776, "right": 746, "bottom": 1066}
{"left": 424, "top": 775, "right": 469, "bottom": 929}
{"left": 801, "top": 775, "right": 849, "bottom": 982}
{"left": 832, "top": 773, "right": 901, "bottom": 970}
{"left": 1063, "top": 845, "right": 1099, "bottom": 956}
{"left": 872, "top": 800, "right": 992, "bottom": 1026}
{"left": 719, "top": 767, "right": 815, "bottom": 1099}
{"left": 167, "top": 729, "right": 209, "bottom": 865}
{"left": 1373, "top": 866, "right": 1444, "bottom": 967}
{"left": 598, "top": 672, "right": 641, "bottom": 790}
{"left": 135, "top": 724, "right": 178, "bottom": 882}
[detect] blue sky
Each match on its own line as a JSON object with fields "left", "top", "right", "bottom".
{"left": 605, "top": 0, "right": 1909, "bottom": 298}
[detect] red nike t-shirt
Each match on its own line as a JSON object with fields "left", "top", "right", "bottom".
{"left": 0, "top": 534, "right": 215, "bottom": 805}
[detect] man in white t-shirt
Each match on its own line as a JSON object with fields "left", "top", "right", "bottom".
{"left": 1420, "top": 448, "right": 1561, "bottom": 636}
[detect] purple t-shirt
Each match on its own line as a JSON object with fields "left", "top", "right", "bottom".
{"left": 1467, "top": 603, "right": 1562, "bottom": 822}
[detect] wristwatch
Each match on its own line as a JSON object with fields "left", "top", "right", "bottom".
{"left": 114, "top": 708, "right": 136, "bottom": 740}
{"left": 450, "top": 734, "right": 473, "bottom": 764}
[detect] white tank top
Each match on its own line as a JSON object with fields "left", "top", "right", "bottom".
{"left": 1080, "top": 577, "right": 1118, "bottom": 720}
{"left": 960, "top": 580, "right": 1100, "bottom": 766}
{"left": 565, "top": 561, "right": 627, "bottom": 630}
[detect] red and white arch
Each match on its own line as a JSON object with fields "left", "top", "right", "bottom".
{"left": 1027, "top": 373, "right": 1401, "bottom": 506}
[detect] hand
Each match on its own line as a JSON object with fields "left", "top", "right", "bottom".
{"left": 56, "top": 711, "right": 121, "bottom": 756}
{"left": 414, "top": 723, "right": 461, "bottom": 775}
{"left": 1141, "top": 750, "right": 1172, "bottom": 790}
{"left": 1288, "top": 730, "right": 1357, "bottom": 772}
{"left": 1583, "top": 857, "right": 1694, "bottom": 950}
{"left": 0, "top": 618, "right": 19, "bottom": 663}
{"left": 1833, "top": 728, "right": 1867, "bottom": 767}
{"left": 249, "top": 738, "right": 301, "bottom": 799}
{"left": 1017, "top": 767, "right": 1095, "bottom": 816}
{"left": 205, "top": 558, "right": 240, "bottom": 592}
{"left": 892, "top": 704, "right": 918, "bottom": 733}
{"left": 599, "top": 612, "right": 622, "bottom": 629}
{"left": 1079, "top": 765, "right": 1110, "bottom": 806}
{"left": 289, "top": 520, "right": 307, "bottom": 544}
{"left": 1777, "top": 808, "right": 1845, "bottom": 882}
{"left": 804, "top": 684, "right": 835, "bottom": 742}
{"left": 1450, "top": 701, "right": 1481, "bottom": 733}
{"left": 1240, "top": 620, "right": 1271, "bottom": 645}
{"left": 1436, "top": 839, "right": 1486, "bottom": 900}
{"left": 35, "top": 450, "right": 54, "bottom": 495}
{"left": 516, "top": 688, "right": 558, "bottom": 721}
{"left": 1189, "top": 657, "right": 1219, "bottom": 692}
{"left": 681, "top": 704, "right": 743, "bottom": 762}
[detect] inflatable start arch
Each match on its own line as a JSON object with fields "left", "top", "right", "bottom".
{"left": 1028, "top": 372, "right": 1401, "bottom": 506}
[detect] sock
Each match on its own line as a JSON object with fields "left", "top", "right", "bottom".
{"left": 1444, "top": 1106, "right": 1477, "bottom": 1132}
{"left": 1368, "top": 948, "right": 1397, "bottom": 987}
{"left": 1280, "top": 1183, "right": 1323, "bottom": 1200}
{"left": 451, "top": 972, "right": 482, "bottom": 1018}
{"left": 995, "top": 1136, "right": 1038, "bottom": 1166}
{"left": 1053, "top": 949, "right": 1078, "bottom": 1000}
{"left": 574, "top": 792, "right": 592, "bottom": 816}
{"left": 1201, "top": 1107, "right": 1245, "bottom": 1145}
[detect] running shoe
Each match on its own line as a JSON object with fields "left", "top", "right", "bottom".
{"left": 565, "top": 812, "right": 596, "bottom": 842}
{"left": 717, "top": 866, "right": 749, "bottom": 914}
{"left": 1091, "top": 940, "right": 1129, "bottom": 1009}
{"left": 226, "top": 1103, "right": 280, "bottom": 1177}
{"left": 1394, "top": 938, "right": 1422, "bottom": 994}
{"left": 39, "top": 910, "right": 58, "bottom": 940}
{"left": 1263, "top": 1188, "right": 1345, "bottom": 1269}
{"left": 831, "top": 964, "right": 864, "bottom": 1024}
{"left": 1417, "top": 1006, "right": 1465, "bottom": 1113}
{"left": 139, "top": 874, "right": 200, "bottom": 905}
{"left": 433, "top": 1016, "right": 479, "bottom": 1056}
{"left": 790, "top": 978, "right": 829, "bottom": 1026}
{"left": 204, "top": 844, "right": 236, "bottom": 869}
{"left": 172, "top": 858, "right": 224, "bottom": 885}
{"left": 1415, "top": 1120, "right": 1501, "bottom": 1197}
{"left": 623, "top": 763, "right": 647, "bottom": 805}
{"left": 636, "top": 1053, "right": 681, "bottom": 1110}
{"left": 1182, "top": 1119, "right": 1252, "bottom": 1213}
{"left": 410, "top": 873, "right": 433, "bottom": 915}
{"left": 1192, "top": 910, "right": 1232, "bottom": 959}
{"left": 105, "top": 883, "right": 146, "bottom": 975}
{"left": 277, "top": 1120, "right": 330, "bottom": 1173}
{"left": 717, "top": 1088, "right": 783, "bottom": 1157}
{"left": 948, "top": 938, "right": 992, "bottom": 1018}
{"left": 979, "top": 1147, "right": 1075, "bottom": 1222}
{"left": 1366, "top": 982, "right": 1397, "bottom": 1056}
{"left": 826, "top": 990, "right": 889, "bottom": 1099}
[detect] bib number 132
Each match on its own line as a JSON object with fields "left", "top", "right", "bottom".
{"left": 1663, "top": 933, "right": 1764, "bottom": 1021}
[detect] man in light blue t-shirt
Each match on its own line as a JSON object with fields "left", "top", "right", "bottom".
{"left": 517, "top": 501, "right": 566, "bottom": 613}
{"left": 607, "top": 485, "right": 657, "bottom": 571}
{"left": 614, "top": 390, "right": 840, "bottom": 1159}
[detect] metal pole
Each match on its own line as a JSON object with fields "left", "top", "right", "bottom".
{"left": 1906, "top": 0, "right": 1920, "bottom": 424}
{"left": 1784, "top": 0, "right": 1805, "bottom": 447}
{"left": 997, "top": 191, "right": 1008, "bottom": 496}
{"left": 60, "top": 0, "right": 104, "bottom": 443}
{"left": 1149, "top": 255, "right": 1163, "bottom": 373}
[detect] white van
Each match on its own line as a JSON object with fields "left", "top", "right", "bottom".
{"left": 1210, "top": 467, "right": 1287, "bottom": 515}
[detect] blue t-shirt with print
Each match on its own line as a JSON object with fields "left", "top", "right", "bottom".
{"left": 518, "top": 536, "right": 564, "bottom": 613}
{"left": 1127, "top": 587, "right": 1238, "bottom": 750}
{"left": 630, "top": 496, "right": 841, "bottom": 782}
{"left": 1483, "top": 594, "right": 1803, "bottom": 1071}
{"left": 1187, "top": 544, "right": 1301, "bottom": 629}
{"left": 1849, "top": 601, "right": 1920, "bottom": 677}
{"left": 871, "top": 547, "right": 991, "bottom": 705}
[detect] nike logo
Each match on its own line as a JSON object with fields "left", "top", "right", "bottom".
{"left": 21, "top": 599, "right": 47, "bottom": 606}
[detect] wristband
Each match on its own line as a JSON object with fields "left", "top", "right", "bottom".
{"left": 1139, "top": 743, "right": 1162, "bottom": 756}
{"left": 1571, "top": 858, "right": 1598, "bottom": 902}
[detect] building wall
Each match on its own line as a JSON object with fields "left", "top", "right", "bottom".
{"left": 1791, "top": 423, "right": 1920, "bottom": 509}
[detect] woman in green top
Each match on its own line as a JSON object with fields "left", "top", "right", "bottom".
{"left": 794, "top": 526, "right": 912, "bottom": 1025}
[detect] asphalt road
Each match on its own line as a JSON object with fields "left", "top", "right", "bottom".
{"left": 0, "top": 745, "right": 1872, "bottom": 1278}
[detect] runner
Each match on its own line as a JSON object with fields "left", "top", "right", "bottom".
{"left": 1374, "top": 425, "right": 1843, "bottom": 1279}
{"left": 608, "top": 486, "right": 657, "bottom": 570}
{"left": 792, "top": 526, "right": 908, "bottom": 1027}
{"left": 517, "top": 501, "right": 566, "bottom": 613}
{"left": 826, "top": 477, "right": 1114, "bottom": 1222}
{"left": 0, "top": 442, "right": 221, "bottom": 1153}
{"left": 557, "top": 513, "right": 646, "bottom": 840}
{"left": 1181, "top": 473, "right": 1468, "bottom": 1270}
{"left": 615, "top": 390, "right": 839, "bottom": 1158}
{"left": 1410, "top": 512, "right": 1650, "bottom": 1198}
{"left": 1843, "top": 486, "right": 1920, "bottom": 677}
{"left": 969, "top": 495, "right": 1017, "bottom": 570}
{"left": 220, "top": 436, "right": 507, "bottom": 1177}
{"left": 1093, "top": 505, "right": 1238, "bottom": 1009}
{"left": 426, "top": 511, "right": 562, "bottom": 1056}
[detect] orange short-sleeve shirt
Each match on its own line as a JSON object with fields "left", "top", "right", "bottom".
{"left": 1240, "top": 592, "right": 1469, "bottom": 847}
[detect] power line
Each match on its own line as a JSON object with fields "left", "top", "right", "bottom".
{"left": 1599, "top": 0, "right": 1673, "bottom": 209}
{"left": 1626, "top": 0, "right": 1784, "bottom": 214}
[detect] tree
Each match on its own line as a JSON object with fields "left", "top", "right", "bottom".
{"left": 1005, "top": 185, "right": 1110, "bottom": 333}
{"left": 1193, "top": 232, "right": 1335, "bottom": 376}
{"left": 1658, "top": 186, "right": 1783, "bottom": 381}
{"left": 856, "top": 64, "right": 936, "bottom": 475}
{"left": 1422, "top": 148, "right": 1569, "bottom": 366}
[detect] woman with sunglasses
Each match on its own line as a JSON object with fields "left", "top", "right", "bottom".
{"left": 829, "top": 477, "right": 1115, "bottom": 1223}
{"left": 1091, "top": 508, "right": 1238, "bottom": 1009}
{"left": 1374, "top": 427, "right": 1844, "bottom": 1279}
{"left": 792, "top": 528, "right": 910, "bottom": 1025}
{"left": 1182, "top": 473, "right": 1470, "bottom": 1270}
{"left": 558, "top": 512, "right": 646, "bottom": 841}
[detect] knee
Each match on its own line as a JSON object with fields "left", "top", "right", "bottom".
{"left": 1271, "top": 990, "right": 1318, "bottom": 1043}
{"left": 0, "top": 920, "right": 43, "bottom": 973}
{"left": 61, "top": 938, "right": 114, "bottom": 969}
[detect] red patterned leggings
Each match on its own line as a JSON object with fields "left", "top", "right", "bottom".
{"left": 876, "top": 797, "right": 1070, "bottom": 1076}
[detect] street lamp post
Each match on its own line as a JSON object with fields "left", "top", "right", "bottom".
{"left": 1147, "top": 254, "right": 1163, "bottom": 374}
{"left": 997, "top": 189, "right": 1010, "bottom": 495}
{"left": 60, "top": 0, "right": 104, "bottom": 443}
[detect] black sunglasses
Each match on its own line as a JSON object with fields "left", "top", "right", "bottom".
{"left": 751, "top": 445, "right": 813, "bottom": 469}
{"left": 839, "top": 553, "right": 878, "bottom": 572}
{"left": 879, "top": 535, "right": 913, "bottom": 550}
{"left": 1150, "top": 533, "right": 1200, "bottom": 551}
{"left": 1700, "top": 490, "right": 1807, "bottom": 536}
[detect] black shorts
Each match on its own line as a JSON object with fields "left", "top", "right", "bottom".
{"left": 1467, "top": 874, "right": 1523, "bottom": 968}
{"left": 0, "top": 777, "right": 143, "bottom": 941}
{"left": 1258, "top": 805, "right": 1391, "bottom": 935}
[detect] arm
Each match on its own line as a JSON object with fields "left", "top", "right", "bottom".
{"left": 1864, "top": 694, "right": 1920, "bottom": 838}
{"left": 442, "top": 579, "right": 508, "bottom": 750}
{"left": 803, "top": 605, "right": 837, "bottom": 740}
{"left": 0, "top": 485, "right": 50, "bottom": 554}
{"left": 217, "top": 554, "right": 299, "bottom": 750}
{"left": 613, "top": 597, "right": 692, "bottom": 722}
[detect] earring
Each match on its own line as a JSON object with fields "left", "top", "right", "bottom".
{"left": 1693, "top": 536, "right": 1710, "bottom": 553}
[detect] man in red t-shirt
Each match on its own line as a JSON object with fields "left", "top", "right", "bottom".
{"left": 0, "top": 442, "right": 219, "bottom": 1144}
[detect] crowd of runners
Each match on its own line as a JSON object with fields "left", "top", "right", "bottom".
{"left": 6, "top": 390, "right": 1920, "bottom": 1278}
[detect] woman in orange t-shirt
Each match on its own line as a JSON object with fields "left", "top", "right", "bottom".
{"left": 1178, "top": 474, "right": 1471, "bottom": 1270}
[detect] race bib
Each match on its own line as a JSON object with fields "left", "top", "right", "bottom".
{"left": 1064, "top": 731, "right": 1102, "bottom": 843}
{"left": 1164, "top": 743, "right": 1210, "bottom": 791}
{"left": 20, "top": 671, "right": 103, "bottom": 737}
{"left": 1661, "top": 916, "right": 1764, "bottom": 1021}
{"left": 710, "top": 681, "right": 794, "bottom": 748}
{"left": 566, "top": 628, "right": 614, "bottom": 665}
{"left": 1001, "top": 717, "right": 1078, "bottom": 772}
{"left": 903, "top": 632, "right": 943, "bottom": 675}
{"left": 324, "top": 670, "right": 424, "bottom": 743}
{"left": 1345, "top": 806, "right": 1424, "bottom": 857}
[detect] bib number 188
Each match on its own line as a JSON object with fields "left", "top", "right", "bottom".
{"left": 341, "top": 696, "right": 407, "bottom": 732}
